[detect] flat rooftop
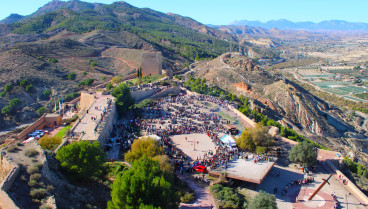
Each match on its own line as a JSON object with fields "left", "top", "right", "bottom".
{"left": 210, "top": 157, "right": 276, "bottom": 184}
{"left": 171, "top": 133, "right": 275, "bottom": 184}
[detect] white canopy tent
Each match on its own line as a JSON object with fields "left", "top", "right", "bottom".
{"left": 220, "top": 135, "right": 236, "bottom": 147}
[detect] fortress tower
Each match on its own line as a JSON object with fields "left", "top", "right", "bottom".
{"left": 141, "top": 52, "right": 162, "bottom": 76}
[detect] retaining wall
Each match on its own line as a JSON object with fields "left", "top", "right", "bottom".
{"left": 0, "top": 149, "right": 20, "bottom": 209}
{"left": 96, "top": 101, "right": 117, "bottom": 146}
{"left": 17, "top": 114, "right": 62, "bottom": 140}
{"left": 227, "top": 105, "right": 257, "bottom": 128}
{"left": 148, "top": 86, "right": 182, "bottom": 100}
{"left": 131, "top": 88, "right": 160, "bottom": 103}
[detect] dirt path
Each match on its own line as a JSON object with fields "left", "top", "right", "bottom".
{"left": 179, "top": 176, "right": 216, "bottom": 209}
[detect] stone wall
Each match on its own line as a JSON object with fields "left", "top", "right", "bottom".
{"left": 0, "top": 148, "right": 20, "bottom": 209}
{"left": 17, "top": 114, "right": 62, "bottom": 140}
{"left": 227, "top": 105, "right": 257, "bottom": 128}
{"left": 96, "top": 100, "right": 117, "bottom": 146}
{"left": 149, "top": 86, "right": 182, "bottom": 100}
{"left": 131, "top": 88, "right": 160, "bottom": 103}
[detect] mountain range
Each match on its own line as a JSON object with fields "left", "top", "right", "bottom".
{"left": 230, "top": 19, "right": 368, "bottom": 31}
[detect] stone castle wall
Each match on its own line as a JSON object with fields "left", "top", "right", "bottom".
{"left": 0, "top": 148, "right": 21, "bottom": 209}
{"left": 131, "top": 88, "right": 160, "bottom": 103}
{"left": 96, "top": 100, "right": 117, "bottom": 146}
{"left": 148, "top": 86, "right": 182, "bottom": 100}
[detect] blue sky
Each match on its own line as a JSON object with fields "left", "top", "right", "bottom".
{"left": 1, "top": 0, "right": 368, "bottom": 25}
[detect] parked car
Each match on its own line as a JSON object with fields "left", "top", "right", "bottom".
{"left": 192, "top": 165, "right": 207, "bottom": 173}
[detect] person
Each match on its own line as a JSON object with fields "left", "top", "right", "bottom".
{"left": 210, "top": 204, "right": 214, "bottom": 209}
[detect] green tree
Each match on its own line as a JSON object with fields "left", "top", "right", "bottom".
{"left": 37, "top": 107, "right": 47, "bottom": 116}
{"left": 106, "top": 83, "right": 113, "bottom": 91}
{"left": 101, "top": 76, "right": 106, "bottom": 81}
{"left": 20, "top": 79, "right": 28, "bottom": 88}
{"left": 289, "top": 141, "right": 317, "bottom": 166}
{"left": 125, "top": 137, "right": 163, "bottom": 163}
{"left": 248, "top": 190, "right": 277, "bottom": 209}
{"left": 68, "top": 73, "right": 77, "bottom": 80}
{"left": 56, "top": 141, "right": 105, "bottom": 179}
{"left": 4, "top": 84, "right": 13, "bottom": 93}
{"left": 111, "top": 83, "right": 135, "bottom": 116}
{"left": 108, "top": 156, "right": 178, "bottom": 209}
{"left": 1, "top": 105, "right": 12, "bottom": 116}
{"left": 9, "top": 98, "right": 22, "bottom": 108}
{"left": 39, "top": 135, "right": 62, "bottom": 151}
{"left": 236, "top": 124, "right": 273, "bottom": 152}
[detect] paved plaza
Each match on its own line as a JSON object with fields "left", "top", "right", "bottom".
{"left": 258, "top": 162, "right": 366, "bottom": 209}
{"left": 73, "top": 94, "right": 113, "bottom": 141}
{"left": 171, "top": 134, "right": 216, "bottom": 161}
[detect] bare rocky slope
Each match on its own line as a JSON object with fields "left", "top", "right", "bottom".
{"left": 190, "top": 53, "right": 368, "bottom": 159}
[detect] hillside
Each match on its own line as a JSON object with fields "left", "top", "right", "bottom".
{"left": 0, "top": 0, "right": 278, "bottom": 131}
{"left": 190, "top": 53, "right": 360, "bottom": 139}
{"left": 230, "top": 19, "right": 368, "bottom": 31}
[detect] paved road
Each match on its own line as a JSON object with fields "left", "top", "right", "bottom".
{"left": 179, "top": 176, "right": 216, "bottom": 209}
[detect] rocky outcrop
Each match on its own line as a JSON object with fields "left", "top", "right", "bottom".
{"left": 190, "top": 53, "right": 353, "bottom": 138}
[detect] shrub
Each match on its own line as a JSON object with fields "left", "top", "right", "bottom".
{"left": 82, "top": 71, "right": 87, "bottom": 76}
{"left": 210, "top": 184, "right": 244, "bottom": 209}
{"left": 26, "top": 84, "right": 34, "bottom": 93}
{"left": 29, "top": 188, "right": 46, "bottom": 199}
{"left": 27, "top": 166, "right": 40, "bottom": 174}
{"left": 9, "top": 98, "right": 22, "bottom": 108}
{"left": 39, "top": 135, "right": 62, "bottom": 151}
{"left": 67, "top": 73, "right": 77, "bottom": 80}
{"left": 37, "top": 107, "right": 47, "bottom": 116}
{"left": 66, "top": 114, "right": 78, "bottom": 123}
{"left": 106, "top": 83, "right": 113, "bottom": 91}
{"left": 42, "top": 89, "right": 51, "bottom": 99}
{"left": 6, "top": 145, "right": 18, "bottom": 152}
{"left": 4, "top": 84, "right": 13, "bottom": 93}
{"left": 90, "top": 62, "right": 97, "bottom": 67}
{"left": 24, "top": 149, "right": 39, "bottom": 157}
{"left": 20, "top": 79, "right": 28, "bottom": 88}
{"left": 28, "top": 179, "right": 38, "bottom": 187}
{"left": 30, "top": 173, "right": 42, "bottom": 181}
{"left": 78, "top": 79, "right": 94, "bottom": 87}
{"left": 248, "top": 190, "right": 277, "bottom": 209}
{"left": 101, "top": 76, "right": 106, "bottom": 81}
{"left": 180, "top": 192, "right": 195, "bottom": 203}
{"left": 1, "top": 105, "right": 12, "bottom": 116}
{"left": 48, "top": 58, "right": 58, "bottom": 63}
